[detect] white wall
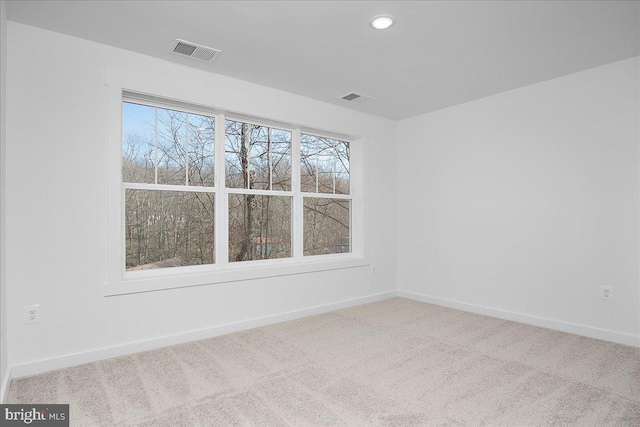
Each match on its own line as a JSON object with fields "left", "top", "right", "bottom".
{"left": 0, "top": 0, "right": 9, "bottom": 401}
{"left": 5, "top": 22, "right": 397, "bottom": 375}
{"left": 397, "top": 57, "right": 640, "bottom": 346}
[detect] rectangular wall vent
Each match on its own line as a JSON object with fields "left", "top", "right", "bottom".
{"left": 340, "top": 92, "right": 375, "bottom": 104}
{"left": 170, "top": 39, "right": 221, "bottom": 62}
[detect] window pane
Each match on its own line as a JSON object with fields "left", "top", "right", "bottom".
{"left": 270, "top": 128, "right": 292, "bottom": 191}
{"left": 187, "top": 113, "right": 215, "bottom": 187}
{"left": 224, "top": 120, "right": 244, "bottom": 188}
{"left": 248, "top": 125, "right": 270, "bottom": 190}
{"left": 225, "top": 120, "right": 292, "bottom": 190}
{"left": 304, "top": 198, "right": 350, "bottom": 256}
{"left": 122, "top": 102, "right": 156, "bottom": 184}
{"left": 333, "top": 140, "right": 350, "bottom": 195}
{"left": 300, "top": 134, "right": 350, "bottom": 195}
{"left": 317, "top": 171, "right": 335, "bottom": 194}
{"left": 123, "top": 102, "right": 215, "bottom": 187}
{"left": 125, "top": 189, "right": 214, "bottom": 270}
{"left": 157, "top": 108, "right": 187, "bottom": 185}
{"left": 300, "top": 133, "right": 318, "bottom": 193}
{"left": 228, "top": 194, "right": 291, "bottom": 262}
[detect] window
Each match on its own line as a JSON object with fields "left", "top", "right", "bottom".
{"left": 225, "top": 119, "right": 293, "bottom": 262}
{"left": 300, "top": 134, "right": 351, "bottom": 256}
{"left": 122, "top": 102, "right": 216, "bottom": 270}
{"left": 118, "top": 94, "right": 356, "bottom": 283}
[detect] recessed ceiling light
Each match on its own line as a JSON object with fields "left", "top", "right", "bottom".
{"left": 370, "top": 15, "right": 394, "bottom": 30}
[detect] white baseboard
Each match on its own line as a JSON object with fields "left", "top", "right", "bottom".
{"left": 10, "top": 291, "right": 398, "bottom": 379}
{"left": 13, "top": 289, "right": 633, "bottom": 380}
{"left": 1, "top": 366, "right": 10, "bottom": 403}
{"left": 398, "top": 290, "right": 640, "bottom": 347}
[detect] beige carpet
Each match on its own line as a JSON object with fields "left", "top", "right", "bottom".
{"left": 6, "top": 297, "right": 640, "bottom": 426}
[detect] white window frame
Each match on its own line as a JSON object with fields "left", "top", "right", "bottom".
{"left": 105, "top": 82, "right": 366, "bottom": 296}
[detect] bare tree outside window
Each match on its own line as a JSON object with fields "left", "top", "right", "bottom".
{"left": 303, "top": 198, "right": 350, "bottom": 255}
{"left": 225, "top": 120, "right": 292, "bottom": 190}
{"left": 228, "top": 195, "right": 291, "bottom": 261}
{"left": 225, "top": 120, "right": 292, "bottom": 262}
{"left": 300, "top": 134, "right": 349, "bottom": 195}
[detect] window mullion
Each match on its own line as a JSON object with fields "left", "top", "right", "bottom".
{"left": 292, "top": 128, "right": 303, "bottom": 259}
{"left": 154, "top": 107, "right": 158, "bottom": 185}
{"left": 215, "top": 113, "right": 228, "bottom": 267}
{"left": 268, "top": 129, "right": 273, "bottom": 191}
{"left": 246, "top": 125, "right": 251, "bottom": 190}
{"left": 185, "top": 113, "right": 190, "bottom": 186}
{"left": 332, "top": 153, "right": 336, "bottom": 194}
{"left": 315, "top": 136, "right": 319, "bottom": 194}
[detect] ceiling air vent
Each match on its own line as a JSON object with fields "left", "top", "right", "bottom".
{"left": 170, "top": 39, "right": 221, "bottom": 62}
{"left": 340, "top": 92, "right": 375, "bottom": 104}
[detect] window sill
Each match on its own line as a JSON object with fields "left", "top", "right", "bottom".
{"left": 103, "top": 256, "right": 369, "bottom": 296}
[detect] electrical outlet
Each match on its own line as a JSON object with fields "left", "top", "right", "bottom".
{"left": 371, "top": 265, "right": 376, "bottom": 275}
{"left": 600, "top": 286, "right": 613, "bottom": 301}
{"left": 24, "top": 305, "right": 40, "bottom": 324}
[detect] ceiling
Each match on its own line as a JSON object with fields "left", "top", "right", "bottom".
{"left": 6, "top": 1, "right": 640, "bottom": 120}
